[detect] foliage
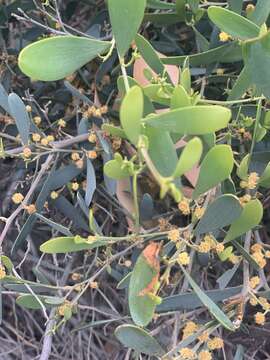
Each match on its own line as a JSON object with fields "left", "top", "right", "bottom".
{"left": 1, "top": 0, "right": 270, "bottom": 359}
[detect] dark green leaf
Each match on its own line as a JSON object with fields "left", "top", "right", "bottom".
{"left": 8, "top": 93, "right": 30, "bottom": 145}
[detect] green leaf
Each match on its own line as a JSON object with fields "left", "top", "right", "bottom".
{"left": 16, "top": 294, "right": 45, "bottom": 310}
{"left": 85, "top": 159, "right": 96, "bottom": 206}
{"left": 108, "top": 0, "right": 146, "bottom": 57}
{"left": 228, "top": 66, "right": 251, "bottom": 101}
{"left": 231, "top": 240, "right": 261, "bottom": 271}
{"left": 144, "top": 106, "right": 231, "bottom": 135}
{"left": 18, "top": 36, "right": 110, "bottom": 81}
{"left": 135, "top": 34, "right": 168, "bottom": 79}
{"left": 162, "top": 42, "right": 242, "bottom": 66}
{"left": 40, "top": 237, "right": 104, "bottom": 254}
{"left": 193, "top": 145, "right": 234, "bottom": 199}
{"left": 171, "top": 85, "right": 191, "bottom": 109}
{"left": 104, "top": 159, "right": 132, "bottom": 180}
{"left": 145, "top": 126, "right": 179, "bottom": 178}
{"left": 225, "top": 199, "right": 263, "bottom": 242}
{"left": 250, "top": 0, "right": 270, "bottom": 26}
{"left": 157, "top": 286, "right": 241, "bottom": 312}
{"left": 8, "top": 93, "right": 30, "bottom": 145}
{"left": 147, "top": 0, "right": 175, "bottom": 10}
{"left": 244, "top": 32, "right": 270, "bottom": 98}
{"left": 173, "top": 137, "right": 202, "bottom": 178}
{"left": 208, "top": 6, "right": 260, "bottom": 40}
{"left": 144, "top": 12, "right": 185, "bottom": 25}
{"left": 219, "top": 246, "right": 234, "bottom": 262}
{"left": 228, "top": 0, "right": 243, "bottom": 14}
{"left": 180, "top": 266, "right": 235, "bottom": 331}
{"left": 259, "top": 162, "right": 270, "bottom": 188}
{"left": 195, "top": 195, "right": 243, "bottom": 236}
{"left": 120, "top": 86, "right": 143, "bottom": 145}
{"left": 128, "top": 244, "right": 161, "bottom": 327}
{"left": 102, "top": 124, "right": 127, "bottom": 139}
{"left": 115, "top": 324, "right": 165, "bottom": 356}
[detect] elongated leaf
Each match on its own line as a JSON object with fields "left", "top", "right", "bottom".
{"left": 144, "top": 12, "right": 185, "bottom": 25}
{"left": 173, "top": 137, "right": 202, "bottom": 177}
{"left": 40, "top": 237, "right": 104, "bottom": 254}
{"left": 8, "top": 93, "right": 30, "bottom": 145}
{"left": 157, "top": 286, "right": 242, "bottom": 312}
{"left": 129, "top": 243, "right": 161, "bottom": 327}
{"left": 85, "top": 159, "right": 96, "bottom": 206}
{"left": 0, "top": 83, "right": 10, "bottom": 113}
{"left": 250, "top": 0, "right": 270, "bottom": 26}
{"left": 108, "top": 0, "right": 146, "bottom": 57}
{"left": 232, "top": 240, "right": 261, "bottom": 271}
{"left": 228, "top": 0, "right": 243, "bottom": 14}
{"left": 145, "top": 126, "right": 179, "bottom": 178}
{"left": 147, "top": 0, "right": 175, "bottom": 10}
{"left": 104, "top": 160, "right": 132, "bottom": 180}
{"left": 34, "top": 213, "right": 73, "bottom": 236}
{"left": 228, "top": 66, "right": 251, "bottom": 101}
{"left": 208, "top": 6, "right": 260, "bottom": 40}
{"left": 48, "top": 164, "right": 83, "bottom": 191}
{"left": 244, "top": 32, "right": 270, "bottom": 99}
{"left": 115, "top": 325, "right": 165, "bottom": 356}
{"left": 16, "top": 294, "right": 45, "bottom": 310}
{"left": 18, "top": 36, "right": 110, "bottom": 81}
{"left": 193, "top": 145, "right": 234, "bottom": 199}
{"left": 135, "top": 34, "right": 166, "bottom": 77}
{"left": 225, "top": 199, "right": 263, "bottom": 242}
{"left": 120, "top": 86, "right": 143, "bottom": 145}
{"left": 195, "top": 195, "right": 243, "bottom": 235}
{"left": 180, "top": 266, "right": 235, "bottom": 331}
{"left": 259, "top": 162, "right": 270, "bottom": 188}
{"left": 144, "top": 106, "right": 231, "bottom": 135}
{"left": 162, "top": 42, "right": 242, "bottom": 66}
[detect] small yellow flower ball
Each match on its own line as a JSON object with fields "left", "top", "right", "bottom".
{"left": 32, "top": 133, "right": 41, "bottom": 142}
{"left": 254, "top": 312, "right": 265, "bottom": 325}
{"left": 178, "top": 252, "right": 190, "bottom": 266}
{"left": 50, "top": 191, "right": 58, "bottom": 200}
{"left": 12, "top": 192, "right": 24, "bottom": 204}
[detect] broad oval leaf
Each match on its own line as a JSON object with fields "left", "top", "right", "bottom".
{"left": 104, "top": 160, "right": 132, "bottom": 180}
{"left": 171, "top": 85, "right": 191, "bottom": 109}
{"left": 108, "top": 0, "right": 146, "bottom": 57}
{"left": 208, "top": 6, "right": 260, "bottom": 40}
{"left": 8, "top": 93, "right": 30, "bottom": 145}
{"left": 144, "top": 106, "right": 231, "bottom": 135}
{"left": 128, "top": 243, "right": 161, "bottom": 327}
{"left": 18, "top": 36, "right": 110, "bottom": 81}
{"left": 180, "top": 265, "right": 235, "bottom": 331}
{"left": 259, "top": 162, "right": 270, "bottom": 188}
{"left": 16, "top": 294, "right": 45, "bottom": 310}
{"left": 115, "top": 324, "right": 165, "bottom": 356}
{"left": 224, "top": 199, "right": 263, "bottom": 242}
{"left": 195, "top": 195, "right": 243, "bottom": 236}
{"left": 173, "top": 137, "right": 203, "bottom": 178}
{"left": 120, "top": 86, "right": 143, "bottom": 144}
{"left": 193, "top": 145, "right": 234, "bottom": 199}
{"left": 40, "top": 237, "right": 103, "bottom": 254}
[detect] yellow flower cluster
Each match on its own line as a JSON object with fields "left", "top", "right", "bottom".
{"left": 194, "top": 207, "right": 205, "bottom": 219}
{"left": 198, "top": 235, "right": 216, "bottom": 253}
{"left": 240, "top": 172, "right": 259, "bottom": 190}
{"left": 24, "top": 204, "right": 36, "bottom": 215}
{"left": 58, "top": 301, "right": 72, "bottom": 317}
{"left": 239, "top": 194, "right": 251, "bottom": 206}
{"left": 249, "top": 276, "right": 260, "bottom": 289}
{"left": 254, "top": 312, "right": 265, "bottom": 325}
{"left": 58, "top": 119, "right": 66, "bottom": 128}
{"left": 259, "top": 297, "right": 270, "bottom": 311}
{"left": 178, "top": 252, "right": 190, "bottom": 266}
{"left": 179, "top": 348, "right": 195, "bottom": 359}
{"left": 23, "top": 147, "right": 32, "bottom": 158}
{"left": 207, "top": 337, "right": 224, "bottom": 350}
{"left": 87, "top": 150, "right": 98, "bottom": 160}
{"left": 182, "top": 321, "right": 198, "bottom": 339}
{"left": 0, "top": 265, "right": 6, "bottom": 279}
{"left": 219, "top": 32, "right": 231, "bottom": 42}
{"left": 168, "top": 229, "right": 180, "bottom": 242}
{"left": 198, "top": 350, "right": 212, "bottom": 360}
{"left": 178, "top": 198, "right": 191, "bottom": 215}
{"left": 88, "top": 132, "right": 97, "bottom": 143}
{"left": 12, "top": 192, "right": 24, "bottom": 204}
{"left": 83, "top": 105, "right": 108, "bottom": 118}
{"left": 50, "top": 191, "right": 58, "bottom": 200}
{"left": 71, "top": 182, "right": 79, "bottom": 191}
{"left": 251, "top": 244, "right": 267, "bottom": 269}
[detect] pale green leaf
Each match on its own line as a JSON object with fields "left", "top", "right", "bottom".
{"left": 18, "top": 36, "right": 110, "bottom": 81}
{"left": 173, "top": 137, "right": 202, "bottom": 177}
{"left": 193, "top": 145, "right": 234, "bottom": 199}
